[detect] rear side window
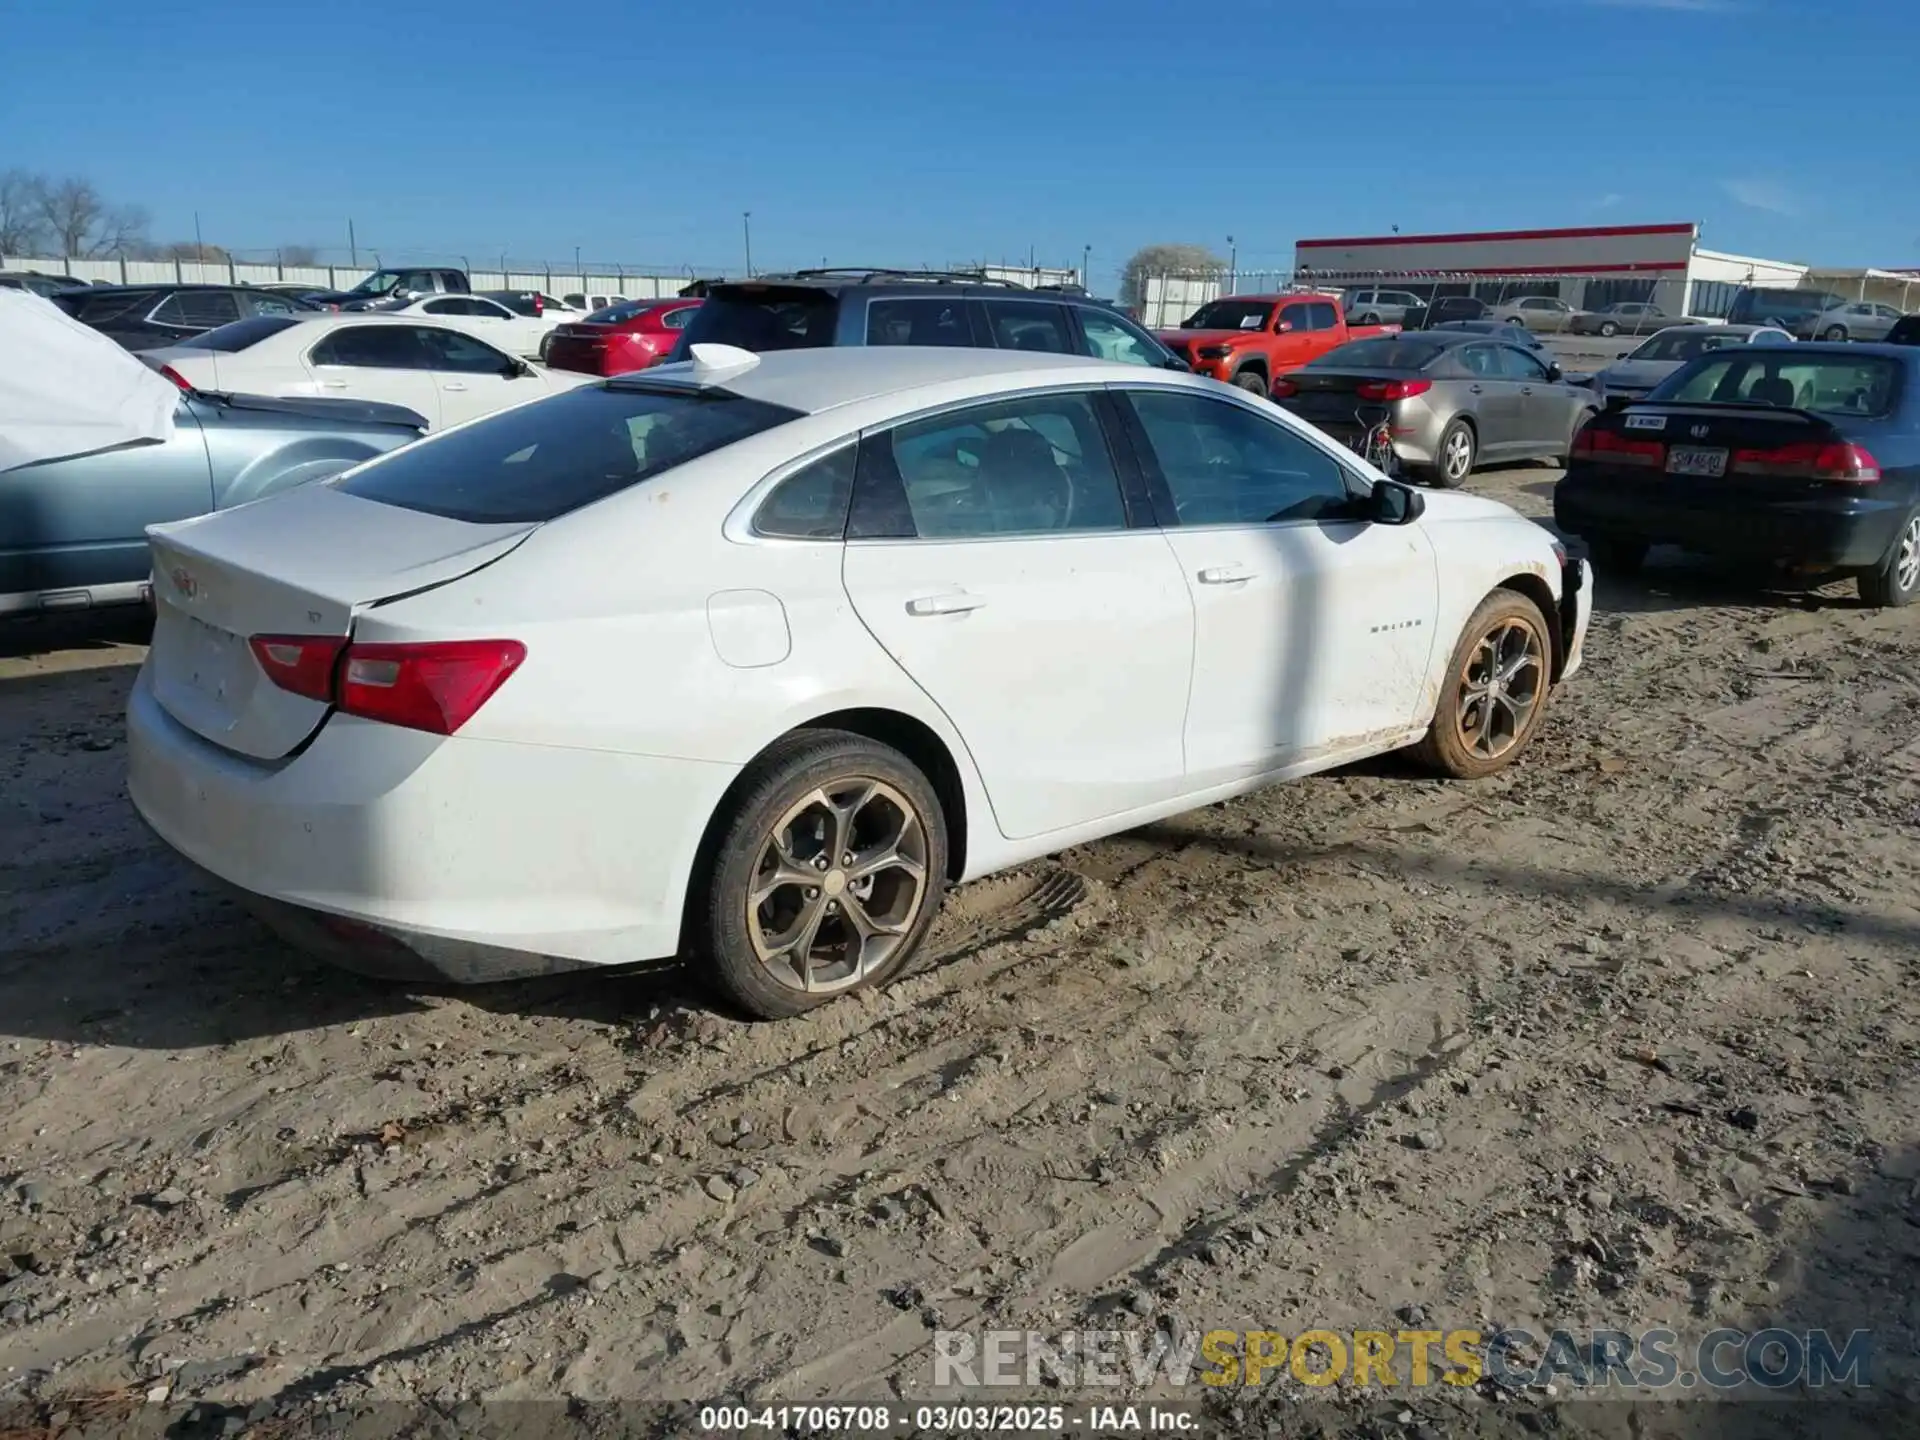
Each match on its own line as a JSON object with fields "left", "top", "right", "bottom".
{"left": 175, "top": 316, "right": 302, "bottom": 352}
{"left": 753, "top": 445, "right": 857, "bottom": 539}
{"left": 335, "top": 385, "right": 804, "bottom": 523}
{"left": 675, "top": 287, "right": 840, "bottom": 354}
{"left": 588, "top": 300, "right": 651, "bottom": 324}
{"left": 867, "top": 298, "right": 975, "bottom": 347}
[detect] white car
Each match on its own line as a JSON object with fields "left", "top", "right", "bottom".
{"left": 126, "top": 346, "right": 1592, "bottom": 1020}
{"left": 144, "top": 314, "right": 589, "bottom": 430}
{"left": 383, "top": 294, "right": 564, "bottom": 359}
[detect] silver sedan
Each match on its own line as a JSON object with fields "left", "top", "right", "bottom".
{"left": 1273, "top": 332, "right": 1597, "bottom": 487}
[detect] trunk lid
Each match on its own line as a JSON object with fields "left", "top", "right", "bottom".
{"left": 1278, "top": 368, "right": 1418, "bottom": 426}
{"left": 145, "top": 483, "right": 535, "bottom": 760}
{"left": 1583, "top": 402, "right": 1870, "bottom": 500}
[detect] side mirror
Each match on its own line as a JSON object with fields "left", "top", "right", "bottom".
{"left": 1277, "top": 321, "right": 1294, "bottom": 333}
{"left": 1161, "top": 355, "right": 1191, "bottom": 371}
{"left": 1368, "top": 479, "right": 1425, "bottom": 526}
{"left": 502, "top": 358, "right": 534, "bottom": 378}
{"left": 1547, "top": 362, "right": 1564, "bottom": 381}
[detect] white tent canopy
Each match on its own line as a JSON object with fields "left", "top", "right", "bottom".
{"left": 1800, "top": 268, "right": 1920, "bottom": 311}
{"left": 0, "top": 289, "right": 178, "bottom": 473}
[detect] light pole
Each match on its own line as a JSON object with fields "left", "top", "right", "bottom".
{"left": 1082, "top": 244, "right": 1091, "bottom": 290}
{"left": 742, "top": 211, "right": 753, "bottom": 277}
{"left": 574, "top": 245, "right": 581, "bottom": 280}
{"left": 1227, "top": 234, "right": 1237, "bottom": 290}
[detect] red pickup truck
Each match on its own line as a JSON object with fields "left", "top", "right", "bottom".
{"left": 1156, "top": 293, "right": 1398, "bottom": 395}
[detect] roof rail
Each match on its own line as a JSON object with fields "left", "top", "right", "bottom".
{"left": 781, "top": 266, "right": 1027, "bottom": 288}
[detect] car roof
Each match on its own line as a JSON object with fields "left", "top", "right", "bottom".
{"left": 638, "top": 345, "right": 1154, "bottom": 414}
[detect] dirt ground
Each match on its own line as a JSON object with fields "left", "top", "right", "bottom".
{"left": 3, "top": 453, "right": 1919, "bottom": 1438}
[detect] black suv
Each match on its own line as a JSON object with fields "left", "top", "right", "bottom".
{"left": 50, "top": 284, "right": 318, "bottom": 351}
{"left": 1402, "top": 295, "right": 1490, "bottom": 330}
{"left": 668, "top": 269, "right": 1187, "bottom": 370}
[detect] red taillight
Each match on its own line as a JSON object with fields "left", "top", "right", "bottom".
{"left": 1355, "top": 378, "right": 1433, "bottom": 401}
{"left": 1270, "top": 378, "right": 1299, "bottom": 398}
{"left": 1732, "top": 440, "right": 1881, "bottom": 483}
{"left": 248, "top": 634, "right": 345, "bottom": 701}
{"left": 338, "top": 640, "right": 527, "bottom": 735}
{"left": 531, "top": 295, "right": 544, "bottom": 316}
{"left": 250, "top": 636, "right": 525, "bottom": 734}
{"left": 1571, "top": 427, "right": 1663, "bottom": 467}
{"left": 158, "top": 364, "right": 193, "bottom": 392}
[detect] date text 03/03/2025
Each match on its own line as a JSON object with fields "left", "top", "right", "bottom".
{"left": 696, "top": 1403, "right": 1200, "bottom": 1433}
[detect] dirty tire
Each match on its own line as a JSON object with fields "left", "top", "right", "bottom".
{"left": 1413, "top": 590, "right": 1554, "bottom": 780}
{"left": 1233, "top": 370, "right": 1270, "bottom": 396}
{"left": 1823, "top": 324, "right": 1848, "bottom": 342}
{"left": 1598, "top": 321, "right": 1618, "bottom": 338}
{"left": 1586, "top": 535, "right": 1648, "bottom": 574}
{"left": 1427, "top": 418, "right": 1475, "bottom": 488}
{"left": 697, "top": 729, "right": 948, "bottom": 1021}
{"left": 1858, "top": 509, "right": 1920, "bottom": 608}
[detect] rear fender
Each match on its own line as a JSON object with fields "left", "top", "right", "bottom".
{"left": 216, "top": 437, "right": 410, "bottom": 509}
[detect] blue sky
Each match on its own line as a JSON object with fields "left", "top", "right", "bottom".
{"left": 1, "top": 0, "right": 1912, "bottom": 285}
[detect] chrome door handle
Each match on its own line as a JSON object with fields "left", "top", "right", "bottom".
{"left": 905, "top": 592, "right": 987, "bottom": 616}
{"left": 1469, "top": 384, "right": 1484, "bottom": 394}
{"left": 318, "top": 380, "right": 348, "bottom": 389}
{"left": 443, "top": 382, "right": 469, "bottom": 392}
{"left": 1197, "top": 566, "right": 1254, "bottom": 585}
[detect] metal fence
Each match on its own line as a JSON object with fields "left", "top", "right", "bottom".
{"left": 2, "top": 250, "right": 1087, "bottom": 301}
{"left": 1134, "top": 268, "right": 1712, "bottom": 329}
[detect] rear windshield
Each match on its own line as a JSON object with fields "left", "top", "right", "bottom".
{"left": 54, "top": 289, "right": 156, "bottom": 323}
{"left": 175, "top": 316, "right": 303, "bottom": 352}
{"left": 672, "top": 287, "right": 839, "bottom": 356}
{"left": 1627, "top": 330, "right": 1754, "bottom": 363}
{"left": 332, "top": 383, "right": 804, "bottom": 524}
{"left": 586, "top": 299, "right": 655, "bottom": 324}
{"left": 1311, "top": 337, "right": 1446, "bottom": 370}
{"left": 1182, "top": 300, "right": 1273, "bottom": 331}
{"left": 1652, "top": 354, "right": 1902, "bottom": 417}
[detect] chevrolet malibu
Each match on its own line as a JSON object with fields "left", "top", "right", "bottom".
{"left": 128, "top": 346, "right": 1593, "bottom": 1019}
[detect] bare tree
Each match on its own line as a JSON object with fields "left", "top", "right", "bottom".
{"left": 1118, "top": 243, "right": 1227, "bottom": 310}
{"left": 0, "top": 170, "right": 47, "bottom": 256}
{"left": 279, "top": 244, "right": 320, "bottom": 267}
{"left": 36, "top": 177, "right": 149, "bottom": 257}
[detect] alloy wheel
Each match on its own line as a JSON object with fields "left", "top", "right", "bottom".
{"left": 746, "top": 779, "right": 930, "bottom": 994}
{"left": 1453, "top": 617, "right": 1546, "bottom": 761}
{"left": 1443, "top": 427, "right": 1474, "bottom": 481}
{"left": 1896, "top": 516, "right": 1920, "bottom": 596}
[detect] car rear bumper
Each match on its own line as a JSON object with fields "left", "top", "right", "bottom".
{"left": 126, "top": 665, "right": 739, "bottom": 981}
{"left": 1555, "top": 476, "right": 1908, "bottom": 570}
{"left": 1559, "top": 556, "right": 1593, "bottom": 681}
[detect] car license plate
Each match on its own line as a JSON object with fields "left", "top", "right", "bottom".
{"left": 180, "top": 614, "right": 246, "bottom": 701}
{"left": 1665, "top": 446, "right": 1727, "bottom": 478}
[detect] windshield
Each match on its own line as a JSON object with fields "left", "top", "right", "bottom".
{"left": 348, "top": 270, "right": 404, "bottom": 296}
{"left": 333, "top": 383, "right": 803, "bottom": 523}
{"left": 672, "top": 288, "right": 839, "bottom": 355}
{"left": 1626, "top": 330, "right": 1749, "bottom": 363}
{"left": 174, "top": 316, "right": 303, "bottom": 352}
{"left": 1311, "top": 337, "right": 1446, "bottom": 370}
{"left": 1182, "top": 300, "right": 1273, "bottom": 331}
{"left": 1651, "top": 353, "right": 1901, "bottom": 417}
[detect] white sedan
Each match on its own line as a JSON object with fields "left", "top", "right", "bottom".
{"left": 382, "top": 293, "right": 564, "bottom": 359}
{"left": 127, "top": 345, "right": 1592, "bottom": 1019}
{"left": 144, "top": 314, "right": 589, "bottom": 430}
